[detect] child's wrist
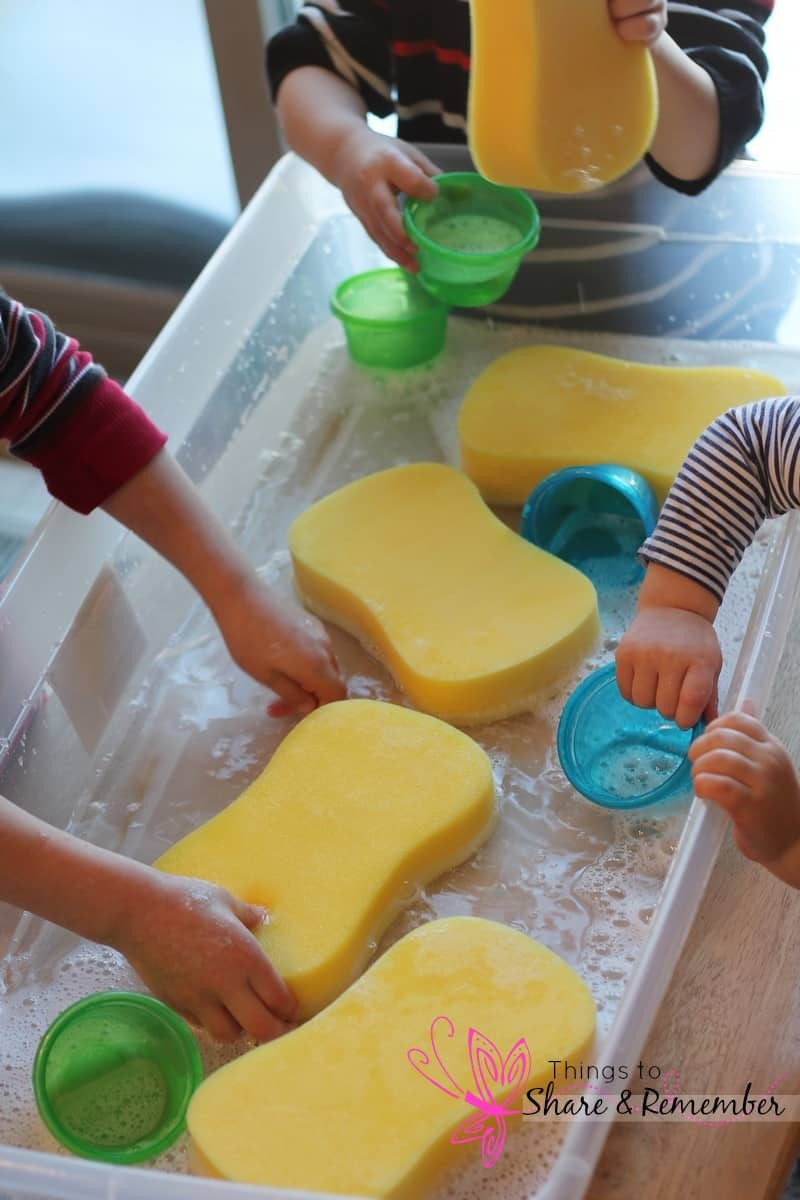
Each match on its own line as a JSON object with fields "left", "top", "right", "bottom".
{"left": 325, "top": 120, "right": 371, "bottom": 188}
{"left": 637, "top": 563, "right": 719, "bottom": 622}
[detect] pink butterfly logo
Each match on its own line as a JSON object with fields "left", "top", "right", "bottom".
{"left": 407, "top": 1015, "right": 532, "bottom": 1170}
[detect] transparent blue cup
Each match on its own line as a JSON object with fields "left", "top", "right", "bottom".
{"left": 557, "top": 663, "right": 704, "bottom": 810}
{"left": 521, "top": 464, "right": 660, "bottom": 588}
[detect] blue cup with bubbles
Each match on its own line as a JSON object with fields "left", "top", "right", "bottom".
{"left": 521, "top": 464, "right": 660, "bottom": 588}
{"left": 557, "top": 663, "right": 703, "bottom": 810}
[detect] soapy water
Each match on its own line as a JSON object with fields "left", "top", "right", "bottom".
{"left": 0, "top": 316, "right": 780, "bottom": 1197}
{"left": 590, "top": 736, "right": 686, "bottom": 801}
{"left": 425, "top": 213, "right": 523, "bottom": 255}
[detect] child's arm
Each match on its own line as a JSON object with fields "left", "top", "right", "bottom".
{"left": 1, "top": 294, "right": 342, "bottom": 1036}
{"left": 612, "top": 0, "right": 769, "bottom": 190}
{"left": 610, "top": 2, "right": 719, "bottom": 181}
{"left": 1, "top": 294, "right": 345, "bottom": 714}
{"left": 103, "top": 447, "right": 344, "bottom": 715}
{"left": 275, "top": 67, "right": 438, "bottom": 272}
{"left": 689, "top": 711, "right": 800, "bottom": 890}
{"left": 618, "top": 395, "right": 800, "bottom": 728}
{"left": 0, "top": 794, "right": 295, "bottom": 1040}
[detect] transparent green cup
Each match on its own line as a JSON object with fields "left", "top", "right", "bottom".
{"left": 33, "top": 991, "right": 204, "bottom": 1164}
{"left": 403, "top": 172, "right": 540, "bottom": 307}
{"left": 331, "top": 267, "right": 448, "bottom": 368}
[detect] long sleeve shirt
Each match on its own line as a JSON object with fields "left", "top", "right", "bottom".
{"left": 640, "top": 393, "right": 798, "bottom": 604}
{"left": 0, "top": 293, "right": 167, "bottom": 514}
{"left": 267, "top": 0, "right": 772, "bottom": 195}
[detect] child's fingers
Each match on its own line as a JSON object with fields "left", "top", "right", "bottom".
{"left": 346, "top": 192, "right": 415, "bottom": 270}
{"left": 702, "top": 685, "right": 719, "bottom": 725}
{"left": 610, "top": 0, "right": 662, "bottom": 17}
{"left": 196, "top": 1000, "right": 245, "bottom": 1043}
{"left": 235, "top": 900, "right": 268, "bottom": 931}
{"left": 373, "top": 179, "right": 414, "bottom": 249}
{"left": 353, "top": 182, "right": 416, "bottom": 267}
{"left": 674, "top": 662, "right": 716, "bottom": 730}
{"left": 403, "top": 142, "right": 442, "bottom": 181}
{"left": 653, "top": 667, "right": 684, "bottom": 722}
{"left": 267, "top": 648, "right": 346, "bottom": 711}
{"left": 614, "top": 652, "right": 634, "bottom": 703}
{"left": 629, "top": 664, "right": 658, "bottom": 711}
{"left": 715, "top": 710, "right": 770, "bottom": 742}
{"left": 226, "top": 984, "right": 293, "bottom": 1043}
{"left": 691, "top": 745, "right": 757, "bottom": 788}
{"left": 690, "top": 726, "right": 763, "bottom": 765}
{"left": 265, "top": 672, "right": 317, "bottom": 715}
{"left": 388, "top": 150, "right": 439, "bottom": 199}
{"left": 610, "top": 0, "right": 666, "bottom": 44}
{"left": 249, "top": 956, "right": 298, "bottom": 1024}
{"left": 692, "top": 769, "right": 751, "bottom": 815}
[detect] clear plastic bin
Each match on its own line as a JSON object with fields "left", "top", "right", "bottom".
{"left": 2, "top": 154, "right": 800, "bottom": 1200}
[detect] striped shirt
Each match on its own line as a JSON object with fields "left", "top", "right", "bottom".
{"left": 267, "top": 0, "right": 772, "bottom": 194}
{"left": 640, "top": 394, "right": 797, "bottom": 604}
{"left": 0, "top": 293, "right": 166, "bottom": 514}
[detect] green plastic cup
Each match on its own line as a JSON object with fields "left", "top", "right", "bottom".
{"left": 403, "top": 172, "right": 540, "bottom": 307}
{"left": 33, "top": 991, "right": 204, "bottom": 1164}
{"left": 331, "top": 267, "right": 448, "bottom": 368}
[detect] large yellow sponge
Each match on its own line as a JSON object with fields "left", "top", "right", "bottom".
{"left": 468, "top": 0, "right": 657, "bottom": 192}
{"left": 289, "top": 463, "right": 599, "bottom": 723}
{"left": 459, "top": 345, "right": 786, "bottom": 504}
{"left": 189, "top": 916, "right": 596, "bottom": 1196}
{"left": 155, "top": 700, "right": 495, "bottom": 1018}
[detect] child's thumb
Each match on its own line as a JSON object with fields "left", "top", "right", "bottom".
{"left": 236, "top": 900, "right": 269, "bottom": 932}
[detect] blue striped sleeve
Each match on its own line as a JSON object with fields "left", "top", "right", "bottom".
{"left": 640, "top": 395, "right": 800, "bottom": 603}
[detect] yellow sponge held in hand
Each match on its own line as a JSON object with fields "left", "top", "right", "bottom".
{"left": 459, "top": 344, "right": 786, "bottom": 504}
{"left": 289, "top": 463, "right": 599, "bottom": 723}
{"left": 155, "top": 700, "right": 495, "bottom": 1018}
{"left": 468, "top": 0, "right": 657, "bottom": 191}
{"left": 188, "top": 916, "right": 596, "bottom": 1196}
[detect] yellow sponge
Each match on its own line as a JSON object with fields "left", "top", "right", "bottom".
{"left": 460, "top": 345, "right": 786, "bottom": 504}
{"left": 468, "top": 0, "right": 657, "bottom": 192}
{"left": 289, "top": 463, "right": 599, "bottom": 723}
{"left": 188, "top": 916, "right": 596, "bottom": 1196}
{"left": 155, "top": 700, "right": 495, "bottom": 1018}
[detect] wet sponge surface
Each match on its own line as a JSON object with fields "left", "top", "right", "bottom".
{"left": 289, "top": 462, "right": 599, "bottom": 723}
{"left": 459, "top": 344, "right": 786, "bottom": 504}
{"left": 468, "top": 0, "right": 657, "bottom": 191}
{"left": 154, "top": 700, "right": 496, "bottom": 1018}
{"left": 188, "top": 916, "right": 596, "bottom": 1197}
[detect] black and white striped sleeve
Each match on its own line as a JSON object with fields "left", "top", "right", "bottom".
{"left": 640, "top": 395, "right": 800, "bottom": 604}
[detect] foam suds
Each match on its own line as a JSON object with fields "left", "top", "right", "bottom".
{"left": 0, "top": 316, "right": 780, "bottom": 1198}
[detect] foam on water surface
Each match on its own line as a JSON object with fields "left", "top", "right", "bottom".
{"left": 0, "top": 315, "right": 783, "bottom": 1198}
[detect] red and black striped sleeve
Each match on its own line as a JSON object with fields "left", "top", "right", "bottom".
{"left": 267, "top": 1, "right": 395, "bottom": 120}
{"left": 0, "top": 293, "right": 167, "bottom": 515}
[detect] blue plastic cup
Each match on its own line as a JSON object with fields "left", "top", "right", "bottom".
{"left": 521, "top": 464, "right": 660, "bottom": 588}
{"left": 557, "top": 663, "right": 703, "bottom": 810}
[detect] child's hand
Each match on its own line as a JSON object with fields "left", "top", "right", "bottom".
{"left": 331, "top": 126, "right": 440, "bottom": 272}
{"left": 213, "top": 576, "right": 346, "bottom": 717}
{"left": 616, "top": 605, "right": 722, "bottom": 729}
{"left": 689, "top": 712, "right": 800, "bottom": 884}
{"left": 114, "top": 871, "right": 296, "bottom": 1042}
{"left": 609, "top": 0, "right": 667, "bottom": 46}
